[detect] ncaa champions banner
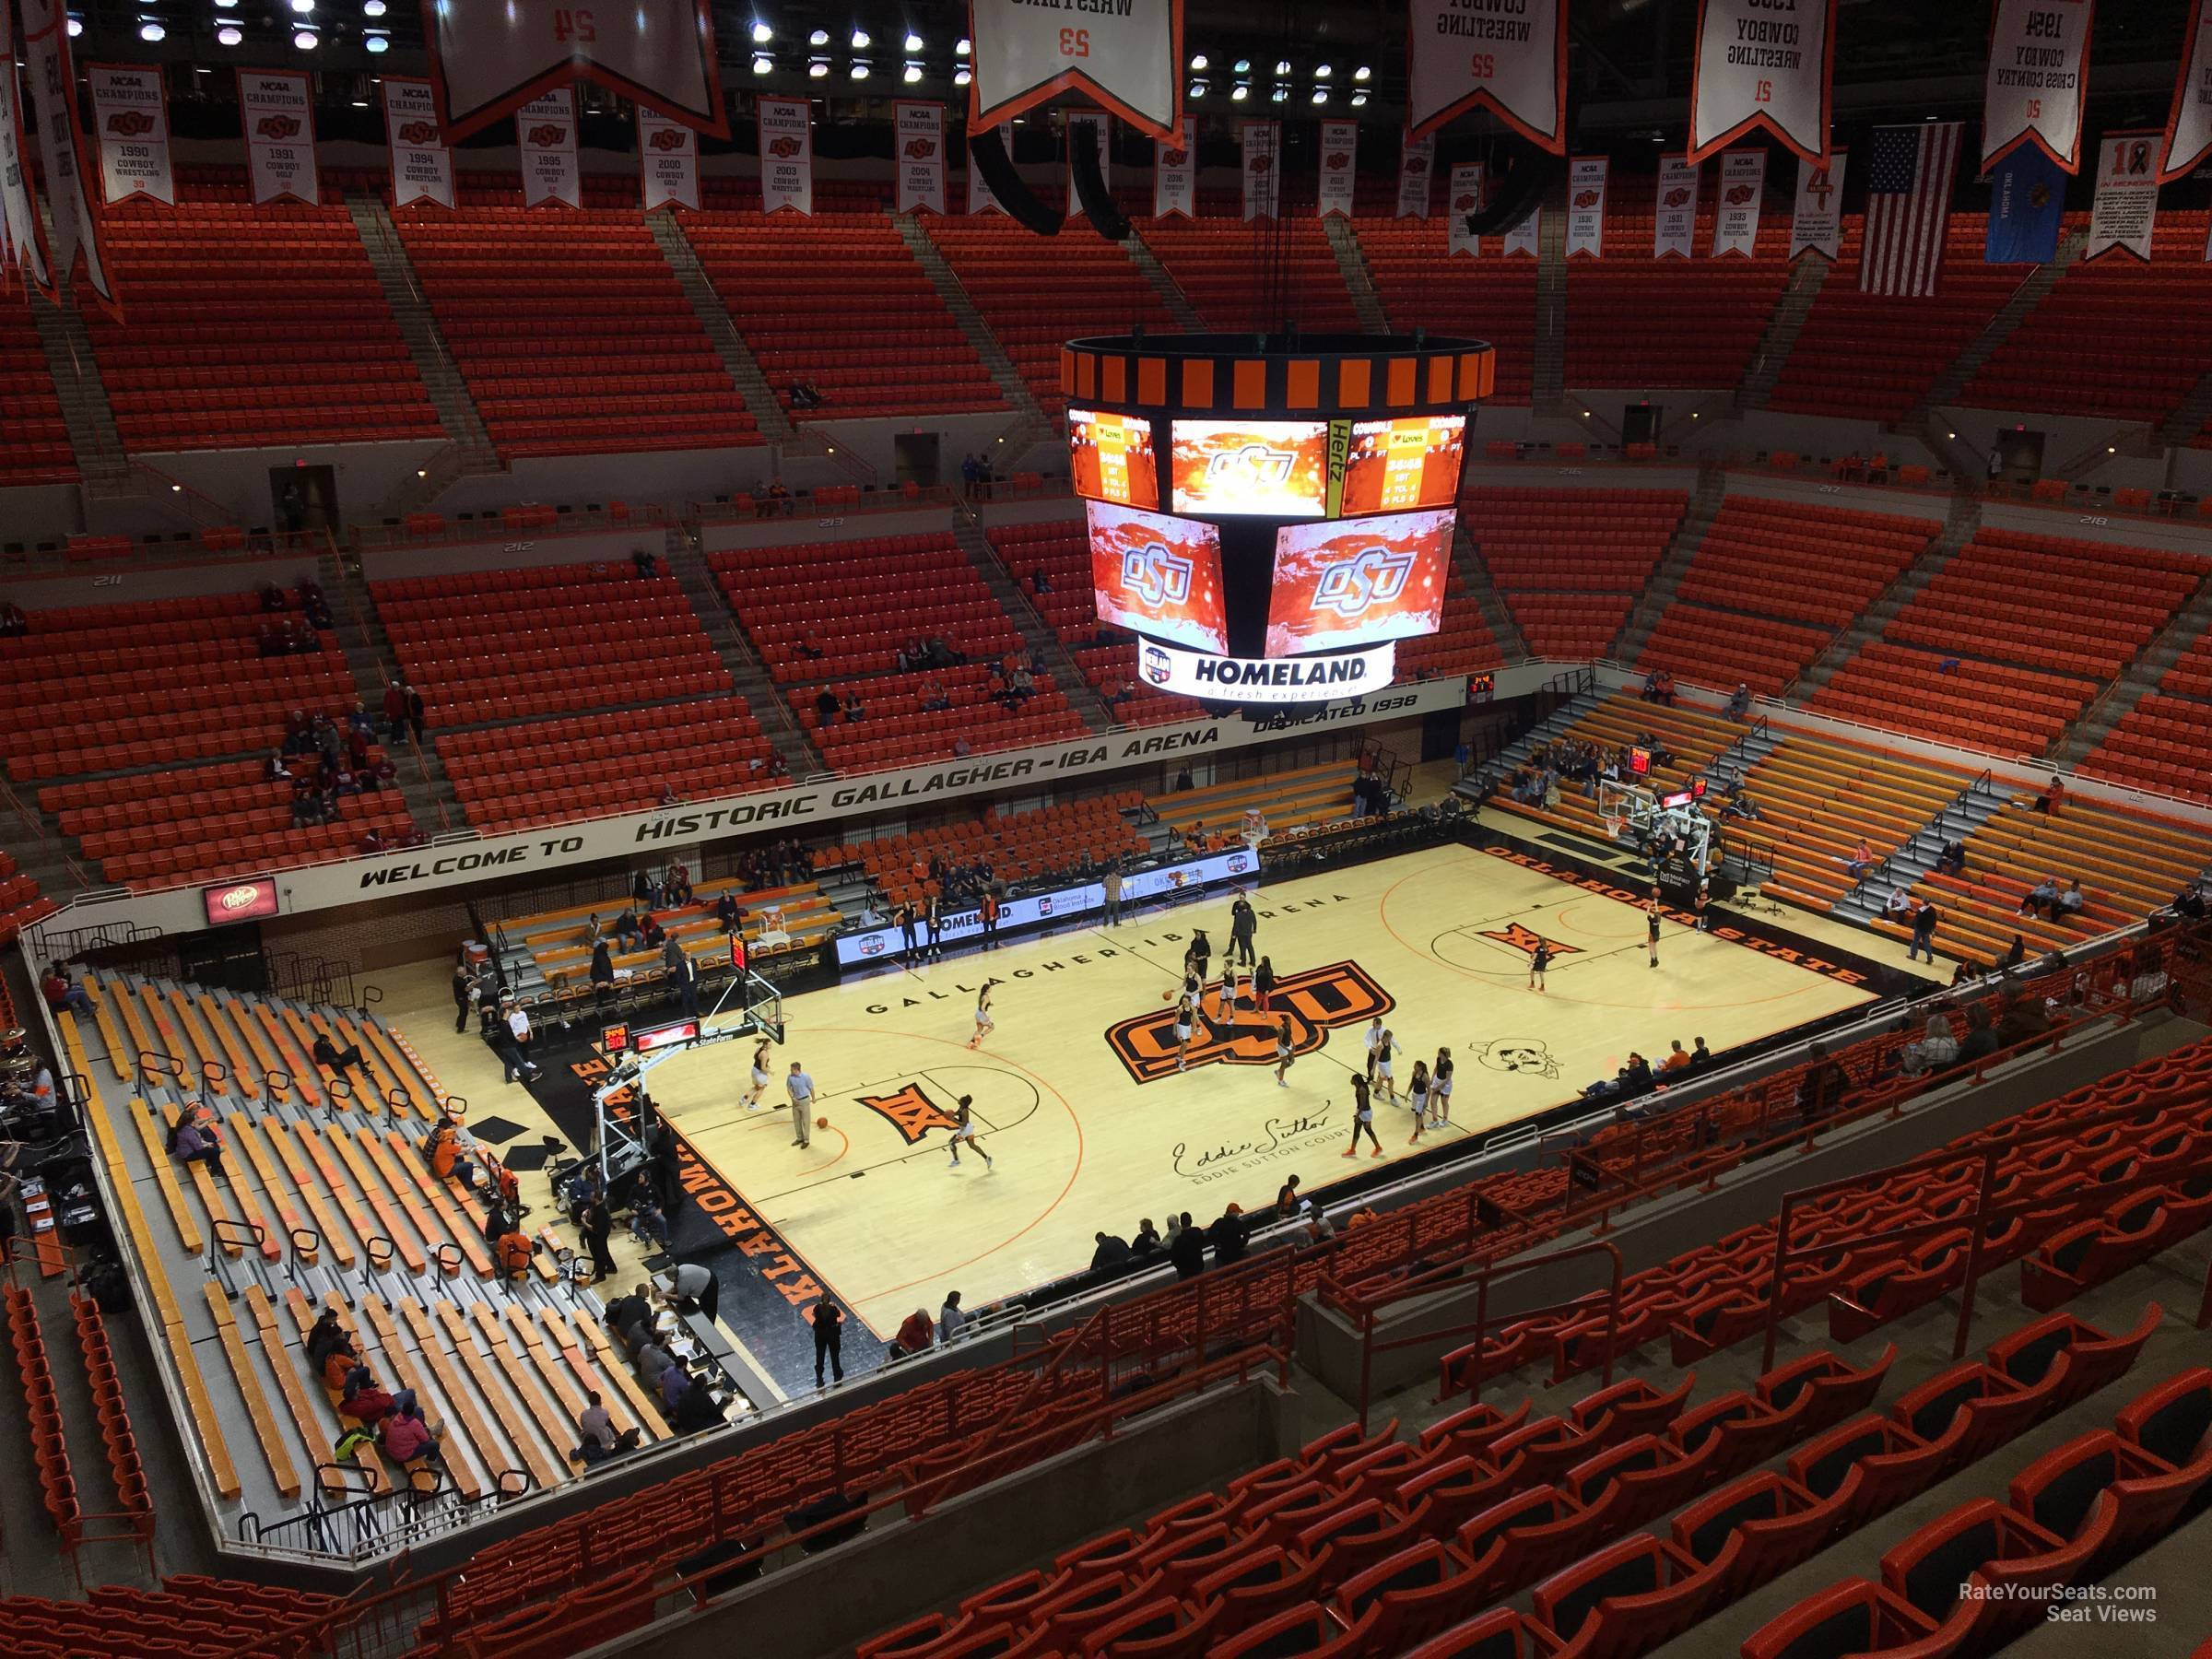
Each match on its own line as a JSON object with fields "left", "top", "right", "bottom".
{"left": 1711, "top": 149, "right": 1766, "bottom": 255}
{"left": 1790, "top": 148, "right": 1845, "bottom": 260}
{"left": 1565, "top": 156, "right": 1606, "bottom": 257}
{"left": 0, "top": 1, "right": 52, "bottom": 294}
{"left": 88, "top": 65, "right": 174, "bottom": 206}
{"left": 382, "top": 78, "right": 454, "bottom": 209}
{"left": 516, "top": 88, "right": 580, "bottom": 207}
{"left": 239, "top": 69, "right": 318, "bottom": 205}
{"left": 638, "top": 108, "right": 699, "bottom": 211}
{"left": 1154, "top": 116, "right": 1195, "bottom": 218}
{"left": 1241, "top": 120, "right": 1279, "bottom": 219}
{"left": 1688, "top": 0, "right": 1836, "bottom": 165}
{"left": 1653, "top": 156, "right": 1699, "bottom": 257}
{"left": 1502, "top": 205, "right": 1539, "bottom": 257}
{"left": 1395, "top": 132, "right": 1434, "bottom": 217}
{"left": 1318, "top": 121, "right": 1359, "bottom": 217}
{"left": 1445, "top": 163, "right": 1483, "bottom": 256}
{"left": 894, "top": 100, "right": 946, "bottom": 214}
{"left": 424, "top": 0, "right": 724, "bottom": 143}
{"left": 1066, "top": 111, "right": 1110, "bottom": 217}
{"left": 2160, "top": 0, "right": 2212, "bottom": 182}
{"left": 23, "top": 0, "right": 115, "bottom": 306}
{"left": 969, "top": 0, "right": 1181, "bottom": 141}
{"left": 1405, "top": 0, "right": 1567, "bottom": 152}
{"left": 2085, "top": 130, "right": 2158, "bottom": 263}
{"left": 1983, "top": 0, "right": 2093, "bottom": 173}
{"left": 968, "top": 141, "right": 1004, "bottom": 214}
{"left": 759, "top": 97, "right": 813, "bottom": 215}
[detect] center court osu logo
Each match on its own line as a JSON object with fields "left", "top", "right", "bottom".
{"left": 1104, "top": 960, "right": 1394, "bottom": 1084}
{"left": 1312, "top": 547, "right": 1416, "bottom": 618}
{"left": 1123, "top": 541, "right": 1194, "bottom": 607}
{"left": 854, "top": 1083, "right": 959, "bottom": 1145}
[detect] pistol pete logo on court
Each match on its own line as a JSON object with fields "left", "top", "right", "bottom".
{"left": 1103, "top": 959, "right": 1394, "bottom": 1084}
{"left": 853, "top": 1083, "right": 959, "bottom": 1145}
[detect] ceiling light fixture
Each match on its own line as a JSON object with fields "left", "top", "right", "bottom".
{"left": 849, "top": 27, "right": 868, "bottom": 48}
{"left": 807, "top": 56, "right": 829, "bottom": 76}
{"left": 1230, "top": 82, "right": 1248, "bottom": 100}
{"left": 364, "top": 30, "right": 387, "bottom": 49}
{"left": 752, "top": 52, "right": 771, "bottom": 72}
{"left": 955, "top": 36, "right": 969, "bottom": 54}
{"left": 902, "top": 29, "right": 921, "bottom": 52}
{"left": 292, "top": 25, "right": 317, "bottom": 46}
{"left": 216, "top": 21, "right": 241, "bottom": 41}
{"left": 137, "top": 18, "right": 164, "bottom": 40}
{"left": 1188, "top": 52, "right": 1206, "bottom": 69}
{"left": 1188, "top": 79, "right": 1205, "bottom": 98}
{"left": 1313, "top": 62, "right": 1330, "bottom": 77}
{"left": 952, "top": 65, "right": 971, "bottom": 84}
{"left": 1354, "top": 65, "right": 1371, "bottom": 81}
{"left": 751, "top": 18, "right": 770, "bottom": 41}
{"left": 850, "top": 59, "right": 869, "bottom": 77}
{"left": 1310, "top": 88, "right": 1327, "bottom": 103}
{"left": 902, "top": 61, "right": 922, "bottom": 81}
{"left": 807, "top": 27, "right": 828, "bottom": 45}
{"left": 1349, "top": 91, "right": 1368, "bottom": 106}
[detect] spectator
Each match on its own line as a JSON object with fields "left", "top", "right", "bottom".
{"left": 306, "top": 1308, "right": 351, "bottom": 1371}
{"left": 1908, "top": 900, "right": 1940, "bottom": 964}
{"left": 798, "top": 629, "right": 825, "bottom": 660}
{"left": 171, "top": 1112, "right": 225, "bottom": 1178}
{"left": 843, "top": 688, "right": 865, "bottom": 723}
{"left": 673, "top": 1374, "right": 726, "bottom": 1433}
{"left": 632, "top": 866, "right": 659, "bottom": 912}
{"left": 2019, "top": 875, "right": 2060, "bottom": 919}
{"left": 1913, "top": 1010, "right": 1959, "bottom": 1072}
{"left": 1660, "top": 1040, "right": 1692, "bottom": 1075}
{"left": 312, "top": 1032, "right": 365, "bottom": 1074}
{"left": 2030, "top": 775, "right": 2065, "bottom": 817}
{"left": 1089, "top": 1230, "right": 1131, "bottom": 1272}
{"left": 1799, "top": 1042, "right": 1853, "bottom": 1120}
{"left": 890, "top": 1308, "right": 935, "bottom": 1359}
{"left": 1844, "top": 838, "right": 1877, "bottom": 879}
{"left": 1169, "top": 1212, "right": 1205, "bottom": 1279}
{"left": 1958, "top": 1005, "right": 2000, "bottom": 1064}
{"left": 571, "top": 1391, "right": 619, "bottom": 1464}
{"left": 653, "top": 1260, "right": 720, "bottom": 1324}
{"left": 633, "top": 1335, "right": 677, "bottom": 1390}
{"left": 1688, "top": 1036, "right": 1713, "bottom": 1074}
{"left": 379, "top": 1392, "right": 439, "bottom": 1465}
{"left": 812, "top": 1299, "right": 845, "bottom": 1386}
{"left": 1884, "top": 889, "right": 1913, "bottom": 924}
{"left": 496, "top": 1227, "right": 535, "bottom": 1280}
{"left": 765, "top": 478, "right": 793, "bottom": 512}
{"left": 1207, "top": 1204, "right": 1246, "bottom": 1265}
{"left": 1275, "top": 1174, "right": 1301, "bottom": 1218}
{"left": 714, "top": 891, "right": 742, "bottom": 935}
{"left": 382, "top": 679, "right": 407, "bottom": 743}
{"left": 41, "top": 963, "right": 92, "bottom": 1018}
{"left": 404, "top": 686, "right": 426, "bottom": 744}
{"left": 938, "top": 1291, "right": 969, "bottom": 1343}
{"left": 1999, "top": 934, "right": 2028, "bottom": 971}
{"left": 1131, "top": 1218, "right": 1161, "bottom": 1257}
{"left": 604, "top": 1284, "right": 653, "bottom": 1350}
{"left": 589, "top": 937, "right": 615, "bottom": 1001}
{"left": 659, "top": 1357, "right": 691, "bottom": 1413}
{"left": 2055, "top": 879, "right": 2086, "bottom": 922}
{"left": 629, "top": 1194, "right": 671, "bottom": 1253}
{"left": 663, "top": 859, "right": 693, "bottom": 907}
{"left": 1936, "top": 839, "right": 1967, "bottom": 877}
{"left": 613, "top": 908, "right": 641, "bottom": 948}
{"left": 2169, "top": 879, "right": 2206, "bottom": 920}
{"left": 1725, "top": 682, "right": 1751, "bottom": 721}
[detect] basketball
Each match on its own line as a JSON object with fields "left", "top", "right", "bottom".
{"left": 1161, "top": 989, "right": 1174, "bottom": 1002}
{"left": 817, "top": 1115, "right": 830, "bottom": 1129}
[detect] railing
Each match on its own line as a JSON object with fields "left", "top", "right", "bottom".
{"left": 688, "top": 483, "right": 957, "bottom": 526}
{"left": 1840, "top": 764, "right": 1996, "bottom": 911}
{"left": 262, "top": 950, "right": 357, "bottom": 1009}
{"left": 350, "top": 502, "right": 668, "bottom": 553}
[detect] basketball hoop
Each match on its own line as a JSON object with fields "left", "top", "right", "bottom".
{"left": 1602, "top": 809, "right": 1625, "bottom": 841}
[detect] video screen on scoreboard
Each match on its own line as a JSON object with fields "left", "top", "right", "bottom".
{"left": 1265, "top": 508, "right": 1454, "bottom": 656}
{"left": 1338, "top": 415, "right": 1467, "bottom": 515}
{"left": 1087, "top": 500, "right": 1229, "bottom": 653}
{"left": 1169, "top": 418, "right": 1329, "bottom": 518}
{"left": 1067, "top": 407, "right": 1159, "bottom": 510}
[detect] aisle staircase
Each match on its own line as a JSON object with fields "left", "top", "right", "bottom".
{"left": 662, "top": 524, "right": 824, "bottom": 777}
{"left": 1531, "top": 189, "right": 1569, "bottom": 413}
{"left": 2049, "top": 571, "right": 2212, "bottom": 768}
{"left": 647, "top": 216, "right": 796, "bottom": 447}
{"left": 1323, "top": 217, "right": 1391, "bottom": 335}
{"left": 24, "top": 285, "right": 129, "bottom": 495}
{"left": 1785, "top": 496, "right": 1982, "bottom": 701}
{"left": 951, "top": 517, "right": 1116, "bottom": 733}
{"left": 1608, "top": 470, "right": 1727, "bottom": 664}
{"left": 1735, "top": 259, "right": 1830, "bottom": 412}
{"left": 1122, "top": 235, "right": 1204, "bottom": 330}
{"left": 891, "top": 218, "right": 1042, "bottom": 424}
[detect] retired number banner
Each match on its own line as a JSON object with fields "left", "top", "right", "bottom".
{"left": 382, "top": 77, "right": 454, "bottom": 209}
{"left": 1154, "top": 116, "right": 1194, "bottom": 218}
{"left": 1711, "top": 150, "right": 1766, "bottom": 255}
{"left": 1318, "top": 121, "right": 1358, "bottom": 218}
{"left": 1066, "top": 111, "right": 1110, "bottom": 218}
{"left": 1446, "top": 163, "right": 1483, "bottom": 256}
{"left": 1395, "top": 132, "right": 1434, "bottom": 217}
{"left": 1565, "top": 156, "right": 1606, "bottom": 257}
{"left": 1405, "top": 0, "right": 1567, "bottom": 152}
{"left": 1789, "top": 147, "right": 1845, "bottom": 260}
{"left": 0, "top": 1, "right": 51, "bottom": 293}
{"left": 88, "top": 65, "right": 173, "bottom": 206}
{"left": 239, "top": 69, "right": 318, "bottom": 205}
{"left": 24, "top": 0, "right": 114, "bottom": 306}
{"left": 969, "top": 0, "right": 1181, "bottom": 141}
{"left": 1688, "top": 0, "right": 1836, "bottom": 165}
{"left": 2084, "top": 130, "right": 2158, "bottom": 263}
{"left": 1654, "top": 157, "right": 1699, "bottom": 257}
{"left": 2160, "top": 0, "right": 2212, "bottom": 182}
{"left": 1502, "top": 206, "right": 1540, "bottom": 257}
{"left": 895, "top": 100, "right": 945, "bottom": 215}
{"left": 759, "top": 97, "right": 813, "bottom": 215}
{"left": 1983, "top": 0, "right": 2093, "bottom": 173}
{"left": 517, "top": 88, "right": 580, "bottom": 207}
{"left": 638, "top": 108, "right": 698, "bottom": 211}
{"left": 426, "top": 0, "right": 724, "bottom": 142}
{"left": 1241, "top": 120, "right": 1279, "bottom": 220}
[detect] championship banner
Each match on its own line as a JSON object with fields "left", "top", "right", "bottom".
{"left": 2159, "top": 0, "right": 2212, "bottom": 182}
{"left": 1405, "top": 0, "right": 1567, "bottom": 152}
{"left": 23, "top": 0, "right": 114, "bottom": 305}
{"left": 1688, "top": 0, "right": 1836, "bottom": 166}
{"left": 238, "top": 69, "right": 318, "bottom": 205}
{"left": 894, "top": 100, "right": 946, "bottom": 215}
{"left": 1318, "top": 120, "right": 1358, "bottom": 217}
{"left": 1983, "top": 0, "right": 2093, "bottom": 174}
{"left": 1565, "top": 156, "right": 1606, "bottom": 258}
{"left": 1154, "top": 116, "right": 1194, "bottom": 218}
{"left": 424, "top": 0, "right": 724, "bottom": 144}
{"left": 638, "top": 108, "right": 699, "bottom": 211}
{"left": 0, "top": 4, "right": 50, "bottom": 295}
{"left": 1066, "top": 111, "right": 1109, "bottom": 218}
{"left": 1790, "top": 148, "right": 1845, "bottom": 261}
{"left": 1395, "top": 132, "right": 1434, "bottom": 217}
{"left": 1711, "top": 149, "right": 1766, "bottom": 256}
{"left": 1241, "top": 120, "right": 1279, "bottom": 220}
{"left": 2085, "top": 130, "right": 2159, "bottom": 263}
{"left": 383, "top": 78, "right": 454, "bottom": 209}
{"left": 1653, "top": 156, "right": 1699, "bottom": 258}
{"left": 88, "top": 65, "right": 173, "bottom": 206}
{"left": 759, "top": 96, "right": 813, "bottom": 215}
{"left": 516, "top": 88, "right": 580, "bottom": 207}
{"left": 1502, "top": 206, "right": 1540, "bottom": 257}
{"left": 1445, "top": 163, "right": 1483, "bottom": 256}
{"left": 968, "top": 0, "right": 1181, "bottom": 141}
{"left": 968, "top": 141, "right": 1004, "bottom": 214}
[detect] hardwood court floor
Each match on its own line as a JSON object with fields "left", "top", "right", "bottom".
{"left": 632, "top": 842, "right": 1876, "bottom": 1337}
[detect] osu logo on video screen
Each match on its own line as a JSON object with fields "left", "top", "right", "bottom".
{"left": 1205, "top": 443, "right": 1296, "bottom": 491}
{"left": 1122, "top": 541, "right": 1193, "bottom": 607}
{"left": 1104, "top": 960, "right": 1394, "bottom": 1084}
{"left": 1312, "top": 547, "right": 1415, "bottom": 618}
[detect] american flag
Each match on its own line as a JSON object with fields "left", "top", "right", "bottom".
{"left": 1862, "top": 123, "right": 1962, "bottom": 297}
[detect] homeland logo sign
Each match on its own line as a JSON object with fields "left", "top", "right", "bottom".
{"left": 1139, "top": 641, "right": 1398, "bottom": 705}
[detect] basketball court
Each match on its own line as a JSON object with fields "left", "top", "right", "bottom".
{"left": 581, "top": 840, "right": 1882, "bottom": 1342}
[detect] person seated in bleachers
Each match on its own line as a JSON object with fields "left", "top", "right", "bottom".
{"left": 631, "top": 866, "right": 660, "bottom": 912}
{"left": 2171, "top": 880, "right": 2208, "bottom": 921}
{"left": 638, "top": 912, "right": 666, "bottom": 949}
{"left": 1884, "top": 888, "right": 1913, "bottom": 925}
{"left": 797, "top": 627, "right": 824, "bottom": 660}
{"left": 589, "top": 937, "right": 615, "bottom": 1001}
{"left": 613, "top": 907, "right": 641, "bottom": 948}
{"left": 1999, "top": 934, "right": 2028, "bottom": 971}
{"left": 1725, "top": 682, "right": 1751, "bottom": 721}
{"left": 2019, "top": 874, "right": 2062, "bottom": 919}
{"left": 713, "top": 891, "right": 742, "bottom": 935}
{"left": 170, "top": 1112, "right": 226, "bottom": 1179}
{"left": 604, "top": 1284, "right": 654, "bottom": 1351}
{"left": 41, "top": 962, "right": 93, "bottom": 1018}
{"left": 919, "top": 677, "right": 951, "bottom": 712}
{"left": 377, "top": 1391, "right": 441, "bottom": 1468}
{"left": 672, "top": 1372, "right": 726, "bottom": 1434}
{"left": 264, "top": 750, "right": 292, "bottom": 784}
{"left": 339, "top": 1365, "right": 394, "bottom": 1427}
{"left": 312, "top": 1031, "right": 366, "bottom": 1075}
{"left": 305, "top": 1308, "right": 353, "bottom": 1373}
{"left": 0, "top": 600, "right": 26, "bottom": 638}
{"left": 765, "top": 478, "right": 793, "bottom": 513}
{"left": 2030, "top": 775, "right": 2066, "bottom": 817}
{"left": 663, "top": 858, "right": 693, "bottom": 907}
{"left": 569, "top": 1391, "right": 626, "bottom": 1465}
{"left": 424, "top": 1119, "right": 462, "bottom": 1182}
{"left": 1936, "top": 838, "right": 1967, "bottom": 877}
{"left": 358, "top": 829, "right": 386, "bottom": 855}
{"left": 888, "top": 1308, "right": 935, "bottom": 1359}
{"left": 841, "top": 688, "right": 865, "bottom": 724}
{"left": 1843, "top": 838, "right": 1877, "bottom": 879}
{"left": 629, "top": 1194, "right": 671, "bottom": 1253}
{"left": 1641, "top": 669, "right": 1665, "bottom": 703}
{"left": 496, "top": 1227, "right": 536, "bottom": 1281}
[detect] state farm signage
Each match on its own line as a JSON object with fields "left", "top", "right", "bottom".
{"left": 203, "top": 877, "right": 279, "bottom": 925}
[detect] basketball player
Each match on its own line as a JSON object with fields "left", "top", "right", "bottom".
{"left": 1186, "top": 928, "right": 1213, "bottom": 986}
{"left": 1363, "top": 1015, "right": 1385, "bottom": 1081}
{"left": 1343, "top": 1073, "right": 1381, "bottom": 1158}
{"left": 740, "top": 1039, "right": 772, "bottom": 1111}
{"left": 896, "top": 901, "right": 917, "bottom": 966}
{"left": 1253, "top": 956, "right": 1277, "bottom": 1014}
{"left": 1647, "top": 895, "right": 1663, "bottom": 969}
{"left": 1217, "top": 955, "right": 1246, "bottom": 1017}
{"left": 1406, "top": 1059, "right": 1431, "bottom": 1143}
{"left": 1273, "top": 1017, "right": 1294, "bottom": 1087}
{"left": 1432, "top": 1047, "right": 1454, "bottom": 1126}
{"left": 1173, "top": 976, "right": 1201, "bottom": 1071}
{"left": 1530, "top": 939, "right": 1552, "bottom": 993}
{"left": 945, "top": 1094, "right": 994, "bottom": 1172}
{"left": 967, "top": 980, "right": 999, "bottom": 1049}
{"left": 1373, "top": 1029, "right": 1397, "bottom": 1104}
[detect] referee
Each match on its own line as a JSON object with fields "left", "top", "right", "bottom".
{"left": 786, "top": 1060, "right": 816, "bottom": 1147}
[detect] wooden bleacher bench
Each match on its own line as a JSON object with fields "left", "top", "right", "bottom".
{"left": 277, "top": 1288, "right": 394, "bottom": 1496}
{"left": 257, "top": 1117, "right": 358, "bottom": 1269}
{"left": 241, "top": 1285, "right": 356, "bottom": 1497}
{"left": 359, "top": 1295, "right": 486, "bottom": 1500}
{"left": 438, "top": 1301, "right": 566, "bottom": 1491}
{"left": 205, "top": 1282, "right": 304, "bottom": 1501}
